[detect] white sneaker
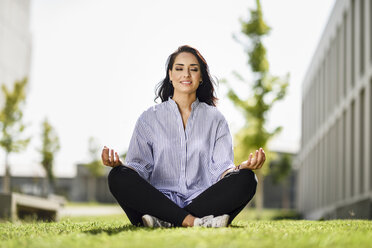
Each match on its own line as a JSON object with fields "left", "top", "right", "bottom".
{"left": 194, "top": 214, "right": 229, "bottom": 228}
{"left": 142, "top": 214, "right": 173, "bottom": 228}
{"left": 193, "top": 215, "right": 214, "bottom": 227}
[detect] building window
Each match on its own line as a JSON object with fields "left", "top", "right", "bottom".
{"left": 324, "top": 59, "right": 327, "bottom": 121}
{"left": 343, "top": 13, "right": 347, "bottom": 97}
{"left": 317, "top": 75, "right": 320, "bottom": 129}
{"left": 370, "top": 0, "right": 372, "bottom": 63}
{"left": 337, "top": 117, "right": 342, "bottom": 201}
{"left": 327, "top": 49, "right": 331, "bottom": 116}
{"left": 302, "top": 102, "right": 305, "bottom": 147}
{"left": 330, "top": 124, "right": 338, "bottom": 202}
{"left": 332, "top": 45, "right": 335, "bottom": 110}
{"left": 351, "top": 100, "right": 355, "bottom": 196}
{"left": 351, "top": 0, "right": 355, "bottom": 87}
{"left": 321, "top": 137, "right": 325, "bottom": 206}
{"left": 336, "top": 27, "right": 340, "bottom": 106}
{"left": 359, "top": 89, "right": 364, "bottom": 194}
{"left": 321, "top": 66, "right": 324, "bottom": 125}
{"left": 316, "top": 145, "right": 320, "bottom": 207}
{"left": 342, "top": 110, "right": 346, "bottom": 200}
{"left": 360, "top": 0, "right": 365, "bottom": 76}
{"left": 370, "top": 79, "right": 372, "bottom": 190}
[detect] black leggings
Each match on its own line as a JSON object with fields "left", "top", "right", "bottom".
{"left": 108, "top": 165, "right": 257, "bottom": 227}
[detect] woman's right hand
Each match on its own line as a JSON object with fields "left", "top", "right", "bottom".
{"left": 101, "top": 146, "right": 123, "bottom": 167}
{"left": 239, "top": 148, "right": 266, "bottom": 170}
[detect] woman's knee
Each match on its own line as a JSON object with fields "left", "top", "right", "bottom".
{"left": 237, "top": 169, "right": 258, "bottom": 192}
{"left": 107, "top": 165, "right": 134, "bottom": 193}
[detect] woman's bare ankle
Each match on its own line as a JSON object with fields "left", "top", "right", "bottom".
{"left": 182, "top": 214, "right": 196, "bottom": 227}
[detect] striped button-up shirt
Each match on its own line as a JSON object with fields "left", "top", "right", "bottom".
{"left": 124, "top": 97, "right": 235, "bottom": 208}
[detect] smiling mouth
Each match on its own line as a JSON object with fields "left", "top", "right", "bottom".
{"left": 180, "top": 81, "right": 192, "bottom": 84}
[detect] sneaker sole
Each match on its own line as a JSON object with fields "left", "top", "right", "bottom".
{"left": 220, "top": 214, "right": 229, "bottom": 227}
{"left": 142, "top": 215, "right": 154, "bottom": 227}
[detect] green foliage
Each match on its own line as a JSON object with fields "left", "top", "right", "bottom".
{"left": 0, "top": 78, "right": 31, "bottom": 193}
{"left": 0, "top": 78, "right": 31, "bottom": 153}
{"left": 0, "top": 214, "right": 372, "bottom": 248}
{"left": 240, "top": 0, "right": 270, "bottom": 73}
{"left": 39, "top": 118, "right": 60, "bottom": 183}
{"left": 249, "top": 42, "right": 269, "bottom": 73}
{"left": 224, "top": 0, "right": 290, "bottom": 210}
{"left": 270, "top": 153, "right": 292, "bottom": 185}
{"left": 224, "top": 0, "right": 289, "bottom": 171}
{"left": 241, "top": 0, "right": 271, "bottom": 39}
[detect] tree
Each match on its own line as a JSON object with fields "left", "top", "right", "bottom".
{"left": 270, "top": 153, "right": 292, "bottom": 209}
{"left": 270, "top": 153, "right": 292, "bottom": 185}
{"left": 39, "top": 118, "right": 60, "bottom": 196}
{"left": 83, "top": 137, "right": 105, "bottom": 202}
{"left": 0, "top": 78, "right": 31, "bottom": 193}
{"left": 223, "top": 0, "right": 289, "bottom": 212}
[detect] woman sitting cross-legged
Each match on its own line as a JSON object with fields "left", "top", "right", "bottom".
{"left": 102, "top": 45, "right": 265, "bottom": 228}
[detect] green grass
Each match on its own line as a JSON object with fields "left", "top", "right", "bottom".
{"left": 1, "top": 210, "right": 371, "bottom": 248}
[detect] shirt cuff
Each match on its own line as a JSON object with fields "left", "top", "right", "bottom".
{"left": 124, "top": 162, "right": 151, "bottom": 181}
{"left": 215, "top": 163, "right": 236, "bottom": 183}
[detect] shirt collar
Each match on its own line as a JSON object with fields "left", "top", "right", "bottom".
{"left": 168, "top": 96, "right": 200, "bottom": 111}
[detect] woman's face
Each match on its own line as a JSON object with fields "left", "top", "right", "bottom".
{"left": 169, "top": 52, "right": 202, "bottom": 97}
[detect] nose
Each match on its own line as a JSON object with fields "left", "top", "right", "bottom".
{"left": 182, "top": 69, "right": 191, "bottom": 78}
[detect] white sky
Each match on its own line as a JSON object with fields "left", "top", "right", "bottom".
{"left": 2, "top": 0, "right": 336, "bottom": 177}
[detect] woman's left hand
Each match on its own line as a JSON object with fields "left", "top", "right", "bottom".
{"left": 101, "top": 146, "right": 123, "bottom": 167}
{"left": 239, "top": 148, "right": 266, "bottom": 170}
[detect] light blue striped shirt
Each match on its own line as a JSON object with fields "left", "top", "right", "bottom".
{"left": 124, "top": 97, "right": 235, "bottom": 208}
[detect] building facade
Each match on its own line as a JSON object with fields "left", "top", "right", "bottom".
{"left": 0, "top": 0, "right": 32, "bottom": 90}
{"left": 0, "top": 165, "right": 116, "bottom": 203}
{"left": 297, "top": 0, "right": 372, "bottom": 219}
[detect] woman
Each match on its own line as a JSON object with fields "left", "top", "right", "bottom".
{"left": 102, "top": 45, "right": 265, "bottom": 228}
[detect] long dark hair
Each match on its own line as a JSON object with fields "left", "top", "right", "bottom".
{"left": 154, "top": 45, "right": 219, "bottom": 106}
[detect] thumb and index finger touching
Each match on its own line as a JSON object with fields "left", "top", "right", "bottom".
{"left": 101, "top": 146, "right": 123, "bottom": 167}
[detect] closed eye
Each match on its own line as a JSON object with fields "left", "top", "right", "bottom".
{"left": 174, "top": 67, "right": 198, "bottom": 71}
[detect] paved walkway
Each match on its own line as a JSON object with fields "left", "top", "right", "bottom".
{"left": 60, "top": 205, "right": 123, "bottom": 217}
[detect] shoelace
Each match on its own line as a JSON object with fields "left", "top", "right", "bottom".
{"left": 194, "top": 215, "right": 214, "bottom": 227}
{"left": 197, "top": 215, "right": 229, "bottom": 227}
{"left": 153, "top": 216, "right": 173, "bottom": 228}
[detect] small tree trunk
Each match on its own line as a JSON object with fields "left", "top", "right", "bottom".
{"left": 42, "top": 177, "right": 49, "bottom": 197}
{"left": 282, "top": 182, "right": 290, "bottom": 209}
{"left": 2, "top": 152, "right": 10, "bottom": 193}
{"left": 49, "top": 179, "right": 55, "bottom": 196}
{"left": 255, "top": 171, "right": 264, "bottom": 218}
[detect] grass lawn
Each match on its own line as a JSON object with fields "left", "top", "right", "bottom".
{"left": 1, "top": 209, "right": 372, "bottom": 248}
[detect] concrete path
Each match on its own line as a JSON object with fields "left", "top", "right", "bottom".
{"left": 60, "top": 205, "right": 123, "bottom": 217}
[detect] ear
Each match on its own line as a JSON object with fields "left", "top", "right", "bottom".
{"left": 168, "top": 69, "right": 173, "bottom": 81}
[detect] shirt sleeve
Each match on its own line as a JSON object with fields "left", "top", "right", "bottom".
{"left": 124, "top": 115, "right": 154, "bottom": 181}
{"left": 209, "top": 116, "right": 236, "bottom": 184}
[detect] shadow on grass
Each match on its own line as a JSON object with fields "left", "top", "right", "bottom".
{"left": 84, "top": 224, "right": 141, "bottom": 235}
{"left": 229, "top": 224, "right": 245, "bottom": 228}
{"left": 84, "top": 224, "right": 167, "bottom": 235}
{"left": 271, "top": 215, "right": 301, "bottom": 220}
{"left": 85, "top": 224, "right": 248, "bottom": 234}
{"left": 236, "top": 208, "right": 302, "bottom": 221}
